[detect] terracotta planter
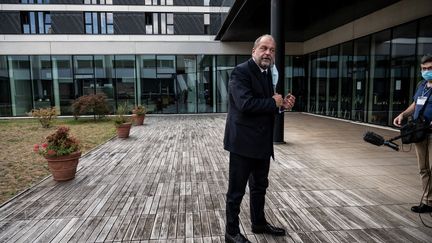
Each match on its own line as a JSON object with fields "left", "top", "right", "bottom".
{"left": 45, "top": 151, "right": 81, "bottom": 181}
{"left": 133, "top": 114, "right": 145, "bottom": 126}
{"left": 116, "top": 123, "right": 132, "bottom": 138}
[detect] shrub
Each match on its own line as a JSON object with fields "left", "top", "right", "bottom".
{"left": 71, "top": 94, "right": 110, "bottom": 120}
{"left": 33, "top": 126, "right": 80, "bottom": 157}
{"left": 29, "top": 107, "right": 58, "bottom": 128}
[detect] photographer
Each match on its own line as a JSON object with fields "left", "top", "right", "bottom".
{"left": 393, "top": 54, "right": 432, "bottom": 213}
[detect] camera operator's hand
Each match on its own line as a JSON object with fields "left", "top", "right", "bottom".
{"left": 272, "top": 93, "right": 283, "bottom": 107}
{"left": 393, "top": 114, "right": 404, "bottom": 127}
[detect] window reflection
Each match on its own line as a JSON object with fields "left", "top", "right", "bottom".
{"left": 391, "top": 22, "right": 417, "bottom": 123}
{"left": 114, "top": 55, "right": 136, "bottom": 109}
{"left": 317, "top": 49, "right": 327, "bottom": 115}
{"left": 0, "top": 56, "right": 11, "bottom": 116}
{"left": 216, "top": 56, "right": 235, "bottom": 112}
{"left": 52, "top": 56, "right": 73, "bottom": 115}
{"left": 369, "top": 30, "right": 391, "bottom": 125}
{"left": 339, "top": 42, "right": 353, "bottom": 119}
{"left": 197, "top": 55, "right": 215, "bottom": 113}
{"left": 177, "top": 55, "right": 197, "bottom": 113}
{"left": 95, "top": 55, "right": 115, "bottom": 113}
{"left": 85, "top": 12, "right": 113, "bottom": 34}
{"left": 328, "top": 46, "right": 339, "bottom": 117}
{"left": 31, "top": 56, "right": 53, "bottom": 110}
{"left": 21, "top": 12, "right": 51, "bottom": 34}
{"left": 309, "top": 52, "right": 318, "bottom": 113}
{"left": 8, "top": 56, "right": 32, "bottom": 116}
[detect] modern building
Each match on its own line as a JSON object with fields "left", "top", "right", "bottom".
{"left": 1, "top": 0, "right": 432, "bottom": 128}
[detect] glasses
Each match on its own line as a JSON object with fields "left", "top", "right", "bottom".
{"left": 421, "top": 66, "right": 432, "bottom": 71}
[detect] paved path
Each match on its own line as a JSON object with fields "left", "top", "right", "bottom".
{"left": 1, "top": 113, "right": 432, "bottom": 242}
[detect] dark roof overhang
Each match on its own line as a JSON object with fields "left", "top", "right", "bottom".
{"left": 216, "top": 0, "right": 401, "bottom": 42}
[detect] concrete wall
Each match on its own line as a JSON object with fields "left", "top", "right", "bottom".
{"left": 0, "top": 35, "right": 255, "bottom": 55}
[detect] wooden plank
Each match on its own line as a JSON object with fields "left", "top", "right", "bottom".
{"left": 1, "top": 114, "right": 432, "bottom": 242}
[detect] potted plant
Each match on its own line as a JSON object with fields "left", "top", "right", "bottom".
{"left": 33, "top": 126, "right": 81, "bottom": 181}
{"left": 132, "top": 105, "right": 146, "bottom": 126}
{"left": 114, "top": 103, "right": 132, "bottom": 138}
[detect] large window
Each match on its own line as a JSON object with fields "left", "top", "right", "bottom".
{"left": 197, "top": 55, "right": 215, "bottom": 113}
{"left": 391, "top": 22, "right": 417, "bottom": 123}
{"left": 177, "top": 55, "right": 197, "bottom": 113}
{"left": 308, "top": 52, "right": 318, "bottom": 113}
{"left": 146, "top": 13, "right": 173, "bottom": 35}
{"left": 95, "top": 55, "right": 115, "bottom": 112}
{"left": 21, "top": 0, "right": 50, "bottom": 3}
{"left": 369, "top": 30, "right": 391, "bottom": 125}
{"left": 8, "top": 56, "right": 32, "bottom": 116}
{"left": 352, "top": 36, "right": 370, "bottom": 122}
{"left": 31, "top": 56, "right": 53, "bottom": 109}
{"left": 114, "top": 55, "right": 136, "bottom": 109}
{"left": 0, "top": 56, "right": 11, "bottom": 116}
{"left": 216, "top": 56, "right": 235, "bottom": 112}
{"left": 417, "top": 16, "right": 432, "bottom": 75}
{"left": 138, "top": 55, "right": 157, "bottom": 113}
{"left": 52, "top": 56, "right": 73, "bottom": 115}
{"left": 84, "top": 0, "right": 113, "bottom": 4}
{"left": 85, "top": 12, "right": 113, "bottom": 34}
{"left": 21, "top": 12, "right": 51, "bottom": 34}
{"left": 317, "top": 49, "right": 328, "bottom": 115}
{"left": 156, "top": 55, "right": 176, "bottom": 113}
{"left": 328, "top": 46, "right": 339, "bottom": 117}
{"left": 339, "top": 41, "right": 353, "bottom": 119}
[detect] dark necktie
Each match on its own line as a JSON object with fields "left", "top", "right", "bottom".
{"left": 263, "top": 71, "right": 272, "bottom": 95}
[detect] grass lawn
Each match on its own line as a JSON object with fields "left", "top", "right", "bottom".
{"left": 0, "top": 118, "right": 116, "bottom": 205}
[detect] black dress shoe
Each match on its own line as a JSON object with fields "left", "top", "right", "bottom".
{"left": 411, "top": 203, "right": 432, "bottom": 213}
{"left": 225, "top": 232, "right": 251, "bottom": 243}
{"left": 252, "top": 223, "right": 286, "bottom": 236}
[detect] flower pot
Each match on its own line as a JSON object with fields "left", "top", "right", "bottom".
{"left": 45, "top": 151, "right": 81, "bottom": 181}
{"left": 116, "top": 123, "right": 132, "bottom": 138}
{"left": 133, "top": 114, "right": 145, "bottom": 126}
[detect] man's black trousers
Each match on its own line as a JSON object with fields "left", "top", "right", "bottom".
{"left": 225, "top": 152, "right": 270, "bottom": 235}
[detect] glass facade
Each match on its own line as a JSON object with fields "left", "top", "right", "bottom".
{"left": 2, "top": 15, "right": 432, "bottom": 129}
{"left": 1, "top": 54, "right": 260, "bottom": 116}
{"left": 307, "top": 15, "right": 432, "bottom": 127}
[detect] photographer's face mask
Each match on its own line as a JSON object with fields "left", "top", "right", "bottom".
{"left": 422, "top": 70, "right": 432, "bottom": 81}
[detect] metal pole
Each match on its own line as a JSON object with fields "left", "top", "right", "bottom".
{"left": 271, "top": 0, "right": 285, "bottom": 144}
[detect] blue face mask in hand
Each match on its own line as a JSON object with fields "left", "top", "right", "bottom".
{"left": 422, "top": 70, "right": 432, "bottom": 81}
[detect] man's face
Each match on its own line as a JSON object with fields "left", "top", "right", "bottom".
{"left": 252, "top": 37, "right": 276, "bottom": 69}
{"left": 421, "top": 62, "right": 432, "bottom": 72}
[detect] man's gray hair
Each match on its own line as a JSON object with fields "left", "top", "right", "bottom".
{"left": 253, "top": 34, "right": 275, "bottom": 49}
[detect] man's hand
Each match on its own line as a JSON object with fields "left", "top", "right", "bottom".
{"left": 272, "top": 93, "right": 283, "bottom": 107}
{"left": 393, "top": 114, "right": 404, "bottom": 127}
{"left": 282, "top": 93, "right": 296, "bottom": 110}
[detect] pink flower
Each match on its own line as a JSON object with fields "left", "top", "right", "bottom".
{"left": 33, "top": 144, "right": 39, "bottom": 153}
{"left": 41, "top": 143, "right": 48, "bottom": 148}
{"left": 47, "top": 150, "right": 56, "bottom": 156}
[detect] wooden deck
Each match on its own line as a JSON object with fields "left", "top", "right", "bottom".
{"left": 1, "top": 113, "right": 432, "bottom": 242}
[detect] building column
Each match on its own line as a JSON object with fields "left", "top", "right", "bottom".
{"left": 271, "top": 0, "right": 285, "bottom": 144}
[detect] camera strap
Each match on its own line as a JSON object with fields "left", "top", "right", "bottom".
{"left": 418, "top": 83, "right": 432, "bottom": 117}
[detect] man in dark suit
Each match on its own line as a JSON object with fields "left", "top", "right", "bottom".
{"left": 224, "top": 34, "right": 296, "bottom": 243}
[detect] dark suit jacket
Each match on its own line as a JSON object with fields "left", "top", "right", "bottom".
{"left": 223, "top": 58, "right": 279, "bottom": 160}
